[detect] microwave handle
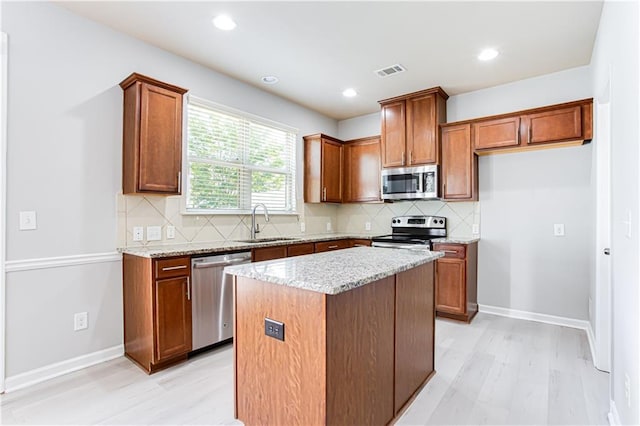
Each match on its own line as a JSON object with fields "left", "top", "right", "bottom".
{"left": 418, "top": 172, "right": 425, "bottom": 194}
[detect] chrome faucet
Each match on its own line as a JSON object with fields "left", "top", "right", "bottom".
{"left": 250, "top": 203, "right": 270, "bottom": 240}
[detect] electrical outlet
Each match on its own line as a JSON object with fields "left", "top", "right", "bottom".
{"left": 19, "top": 211, "right": 37, "bottom": 230}
{"left": 624, "top": 210, "right": 632, "bottom": 239}
{"left": 472, "top": 224, "right": 480, "bottom": 235}
{"left": 326, "top": 222, "right": 332, "bottom": 232}
{"left": 74, "top": 312, "right": 88, "bottom": 331}
{"left": 133, "top": 227, "right": 144, "bottom": 241}
{"left": 300, "top": 222, "right": 306, "bottom": 233}
{"left": 553, "top": 224, "right": 565, "bottom": 237}
{"left": 147, "top": 226, "right": 161, "bottom": 241}
{"left": 265, "top": 318, "right": 285, "bottom": 341}
{"left": 166, "top": 225, "right": 175, "bottom": 239}
{"left": 625, "top": 373, "right": 631, "bottom": 407}
{"left": 365, "top": 222, "right": 371, "bottom": 231}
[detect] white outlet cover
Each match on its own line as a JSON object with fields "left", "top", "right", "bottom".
{"left": 553, "top": 224, "right": 565, "bottom": 236}
{"left": 147, "top": 226, "right": 162, "bottom": 241}
{"left": 472, "top": 224, "right": 480, "bottom": 235}
{"left": 19, "top": 211, "right": 37, "bottom": 230}
{"left": 74, "top": 312, "right": 88, "bottom": 331}
{"left": 326, "top": 222, "right": 332, "bottom": 232}
{"left": 300, "top": 222, "right": 306, "bottom": 233}
{"left": 133, "top": 226, "right": 144, "bottom": 241}
{"left": 365, "top": 222, "right": 371, "bottom": 231}
{"left": 166, "top": 225, "right": 176, "bottom": 239}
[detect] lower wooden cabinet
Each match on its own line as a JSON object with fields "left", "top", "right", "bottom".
{"left": 433, "top": 242, "right": 478, "bottom": 322}
{"left": 314, "top": 239, "right": 351, "bottom": 252}
{"left": 287, "top": 242, "right": 315, "bottom": 257}
{"left": 350, "top": 239, "right": 372, "bottom": 247}
{"left": 123, "top": 254, "right": 192, "bottom": 373}
{"left": 251, "top": 245, "right": 287, "bottom": 262}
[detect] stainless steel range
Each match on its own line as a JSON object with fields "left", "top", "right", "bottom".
{"left": 371, "top": 215, "right": 446, "bottom": 250}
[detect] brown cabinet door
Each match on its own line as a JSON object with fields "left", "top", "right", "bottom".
{"left": 380, "top": 101, "right": 406, "bottom": 167}
{"left": 343, "top": 137, "right": 381, "bottom": 202}
{"left": 441, "top": 124, "right": 476, "bottom": 200}
{"left": 523, "top": 105, "right": 582, "bottom": 145}
{"left": 435, "top": 258, "right": 466, "bottom": 315}
{"left": 406, "top": 93, "right": 437, "bottom": 165}
{"left": 350, "top": 239, "right": 372, "bottom": 247}
{"left": 155, "top": 276, "right": 192, "bottom": 362}
{"left": 473, "top": 116, "right": 521, "bottom": 150}
{"left": 303, "top": 136, "right": 322, "bottom": 203}
{"left": 287, "top": 243, "right": 315, "bottom": 257}
{"left": 394, "top": 263, "right": 434, "bottom": 413}
{"left": 321, "top": 139, "right": 343, "bottom": 202}
{"left": 252, "top": 246, "right": 287, "bottom": 262}
{"left": 314, "top": 239, "right": 350, "bottom": 253}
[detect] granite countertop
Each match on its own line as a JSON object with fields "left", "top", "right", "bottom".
{"left": 224, "top": 246, "right": 444, "bottom": 295}
{"left": 431, "top": 237, "right": 480, "bottom": 244}
{"left": 119, "top": 233, "right": 374, "bottom": 258}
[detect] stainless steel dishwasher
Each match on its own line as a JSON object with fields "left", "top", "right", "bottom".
{"left": 191, "top": 251, "right": 251, "bottom": 350}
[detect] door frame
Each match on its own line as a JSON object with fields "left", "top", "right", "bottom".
{"left": 0, "top": 31, "right": 8, "bottom": 393}
{"left": 594, "top": 69, "right": 612, "bottom": 373}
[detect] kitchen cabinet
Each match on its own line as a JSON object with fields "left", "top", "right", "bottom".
{"left": 441, "top": 123, "right": 478, "bottom": 201}
{"left": 433, "top": 242, "right": 478, "bottom": 322}
{"left": 123, "top": 254, "right": 192, "bottom": 373}
{"left": 379, "top": 87, "right": 448, "bottom": 168}
{"left": 522, "top": 105, "right": 584, "bottom": 145}
{"left": 343, "top": 136, "right": 381, "bottom": 202}
{"left": 473, "top": 116, "right": 521, "bottom": 150}
{"left": 350, "top": 239, "right": 372, "bottom": 247}
{"left": 304, "top": 134, "right": 343, "bottom": 203}
{"left": 287, "top": 242, "right": 315, "bottom": 257}
{"left": 314, "top": 239, "right": 351, "bottom": 253}
{"left": 120, "top": 73, "right": 188, "bottom": 195}
{"left": 251, "top": 246, "right": 287, "bottom": 262}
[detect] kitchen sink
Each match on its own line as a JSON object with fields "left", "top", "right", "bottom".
{"left": 234, "top": 237, "right": 300, "bottom": 244}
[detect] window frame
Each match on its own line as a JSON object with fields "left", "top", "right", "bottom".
{"left": 182, "top": 95, "right": 299, "bottom": 215}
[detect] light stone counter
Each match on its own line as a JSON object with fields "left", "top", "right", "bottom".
{"left": 119, "top": 233, "right": 373, "bottom": 258}
{"left": 431, "top": 237, "right": 480, "bottom": 244}
{"left": 224, "top": 246, "right": 443, "bottom": 295}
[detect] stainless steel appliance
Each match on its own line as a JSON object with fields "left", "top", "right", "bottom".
{"left": 381, "top": 165, "right": 439, "bottom": 201}
{"left": 191, "top": 251, "right": 251, "bottom": 350}
{"left": 371, "top": 215, "right": 446, "bottom": 250}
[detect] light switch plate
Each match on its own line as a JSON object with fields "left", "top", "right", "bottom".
{"left": 300, "top": 222, "right": 306, "bottom": 233}
{"left": 19, "top": 211, "right": 37, "bottom": 230}
{"left": 147, "top": 226, "right": 162, "bottom": 241}
{"left": 326, "top": 222, "right": 332, "bottom": 232}
{"left": 472, "top": 224, "right": 480, "bottom": 235}
{"left": 365, "top": 222, "right": 371, "bottom": 231}
{"left": 554, "top": 224, "right": 565, "bottom": 236}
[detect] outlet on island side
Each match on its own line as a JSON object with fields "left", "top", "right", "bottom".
{"left": 265, "top": 317, "right": 285, "bottom": 341}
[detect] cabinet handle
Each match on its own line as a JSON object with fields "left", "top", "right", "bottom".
{"left": 401, "top": 151, "right": 405, "bottom": 166}
{"left": 177, "top": 171, "right": 182, "bottom": 193}
{"left": 442, "top": 250, "right": 458, "bottom": 254}
{"left": 409, "top": 151, "right": 413, "bottom": 165}
{"left": 322, "top": 187, "right": 326, "bottom": 201}
{"left": 162, "top": 265, "right": 187, "bottom": 271}
{"left": 527, "top": 126, "right": 532, "bottom": 144}
{"left": 328, "top": 245, "right": 339, "bottom": 249}
{"left": 186, "top": 277, "right": 191, "bottom": 300}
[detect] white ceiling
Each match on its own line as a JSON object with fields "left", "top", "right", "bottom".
{"left": 55, "top": 1, "right": 603, "bottom": 120}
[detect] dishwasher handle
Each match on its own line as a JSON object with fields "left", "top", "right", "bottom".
{"left": 193, "top": 257, "right": 250, "bottom": 269}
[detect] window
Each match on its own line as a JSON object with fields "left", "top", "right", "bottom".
{"left": 186, "top": 96, "right": 297, "bottom": 213}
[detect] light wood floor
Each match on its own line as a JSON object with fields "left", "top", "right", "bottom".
{"left": 0, "top": 313, "right": 609, "bottom": 425}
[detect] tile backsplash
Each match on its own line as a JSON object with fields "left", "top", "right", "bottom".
{"left": 118, "top": 194, "right": 479, "bottom": 248}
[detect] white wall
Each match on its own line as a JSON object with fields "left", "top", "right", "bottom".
{"left": 590, "top": 1, "right": 639, "bottom": 423}
{"left": 2, "top": 1, "right": 337, "bottom": 380}
{"left": 337, "top": 112, "right": 380, "bottom": 141}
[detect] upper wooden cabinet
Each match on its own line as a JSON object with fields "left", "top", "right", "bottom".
{"left": 469, "top": 99, "right": 593, "bottom": 154}
{"left": 304, "top": 134, "right": 343, "bottom": 203}
{"left": 120, "top": 73, "right": 188, "bottom": 195}
{"left": 343, "top": 136, "right": 381, "bottom": 203}
{"left": 441, "top": 124, "right": 478, "bottom": 201}
{"left": 379, "top": 87, "right": 448, "bottom": 168}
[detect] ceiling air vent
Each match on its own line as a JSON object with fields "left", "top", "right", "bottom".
{"left": 374, "top": 64, "right": 407, "bottom": 78}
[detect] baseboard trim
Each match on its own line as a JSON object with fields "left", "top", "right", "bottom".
{"left": 478, "top": 304, "right": 599, "bottom": 367}
{"left": 5, "top": 252, "right": 121, "bottom": 273}
{"left": 4, "top": 344, "right": 124, "bottom": 392}
{"left": 608, "top": 399, "right": 621, "bottom": 425}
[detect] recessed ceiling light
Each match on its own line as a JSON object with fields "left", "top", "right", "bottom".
{"left": 342, "top": 88, "right": 357, "bottom": 98}
{"left": 212, "top": 15, "right": 236, "bottom": 31}
{"left": 478, "top": 48, "right": 499, "bottom": 61}
{"left": 261, "top": 76, "right": 279, "bottom": 85}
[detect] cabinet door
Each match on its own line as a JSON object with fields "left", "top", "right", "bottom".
{"left": 380, "top": 101, "right": 406, "bottom": 167}
{"left": 287, "top": 243, "right": 315, "bottom": 257}
{"left": 343, "top": 137, "right": 381, "bottom": 202}
{"left": 435, "top": 258, "right": 466, "bottom": 315}
{"left": 139, "top": 83, "right": 183, "bottom": 193}
{"left": 473, "top": 116, "right": 521, "bottom": 150}
{"left": 314, "top": 240, "right": 350, "bottom": 253}
{"left": 321, "top": 139, "right": 343, "bottom": 202}
{"left": 155, "top": 276, "right": 192, "bottom": 362}
{"left": 441, "top": 124, "right": 477, "bottom": 200}
{"left": 523, "top": 106, "right": 582, "bottom": 145}
{"left": 406, "top": 93, "right": 437, "bottom": 165}
{"left": 252, "top": 246, "right": 287, "bottom": 262}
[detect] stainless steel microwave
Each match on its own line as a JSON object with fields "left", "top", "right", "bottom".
{"left": 381, "top": 165, "right": 439, "bottom": 200}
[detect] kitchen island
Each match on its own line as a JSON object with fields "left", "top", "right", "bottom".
{"left": 225, "top": 246, "right": 443, "bottom": 426}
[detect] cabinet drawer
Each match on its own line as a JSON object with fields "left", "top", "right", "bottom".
{"left": 350, "top": 239, "right": 372, "bottom": 247}
{"left": 252, "top": 246, "right": 287, "bottom": 262}
{"left": 155, "top": 257, "right": 190, "bottom": 279}
{"left": 287, "top": 243, "right": 315, "bottom": 257}
{"left": 314, "top": 239, "right": 350, "bottom": 253}
{"left": 432, "top": 244, "right": 466, "bottom": 259}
